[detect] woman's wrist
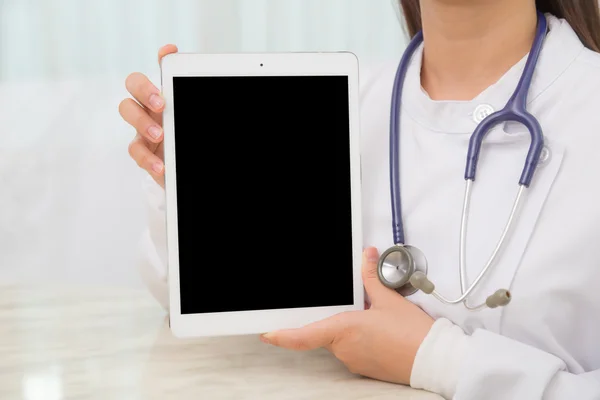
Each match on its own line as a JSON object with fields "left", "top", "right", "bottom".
{"left": 410, "top": 318, "right": 470, "bottom": 399}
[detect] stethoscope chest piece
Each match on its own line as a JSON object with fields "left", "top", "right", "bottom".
{"left": 377, "top": 245, "right": 428, "bottom": 297}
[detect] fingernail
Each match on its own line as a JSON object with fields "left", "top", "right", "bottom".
{"left": 149, "top": 94, "right": 164, "bottom": 110}
{"left": 148, "top": 126, "right": 162, "bottom": 140}
{"left": 152, "top": 161, "right": 164, "bottom": 174}
{"left": 364, "top": 247, "right": 379, "bottom": 262}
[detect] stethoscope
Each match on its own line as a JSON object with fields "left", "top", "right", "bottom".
{"left": 377, "top": 11, "right": 547, "bottom": 311}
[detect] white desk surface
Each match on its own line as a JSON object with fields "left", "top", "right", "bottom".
{"left": 0, "top": 285, "right": 443, "bottom": 399}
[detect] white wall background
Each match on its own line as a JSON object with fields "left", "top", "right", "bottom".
{"left": 0, "top": 0, "right": 407, "bottom": 81}
{"left": 0, "top": 0, "right": 408, "bottom": 288}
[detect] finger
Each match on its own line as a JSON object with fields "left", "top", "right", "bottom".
{"left": 128, "top": 135, "right": 165, "bottom": 178}
{"left": 362, "top": 247, "right": 398, "bottom": 305}
{"left": 261, "top": 313, "right": 352, "bottom": 351}
{"left": 125, "top": 72, "right": 164, "bottom": 114}
{"left": 119, "top": 98, "right": 163, "bottom": 144}
{"left": 158, "top": 44, "right": 178, "bottom": 64}
{"left": 118, "top": 98, "right": 162, "bottom": 144}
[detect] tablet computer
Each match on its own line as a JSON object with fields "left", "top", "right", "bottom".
{"left": 160, "top": 52, "right": 363, "bottom": 338}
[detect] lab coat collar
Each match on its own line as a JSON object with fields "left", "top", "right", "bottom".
{"left": 401, "top": 14, "right": 585, "bottom": 134}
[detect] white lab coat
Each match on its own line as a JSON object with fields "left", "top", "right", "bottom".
{"left": 139, "top": 14, "right": 600, "bottom": 399}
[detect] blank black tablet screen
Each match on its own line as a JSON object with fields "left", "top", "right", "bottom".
{"left": 172, "top": 75, "right": 354, "bottom": 314}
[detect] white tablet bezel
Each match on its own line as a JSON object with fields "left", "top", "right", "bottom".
{"left": 160, "top": 52, "right": 363, "bottom": 338}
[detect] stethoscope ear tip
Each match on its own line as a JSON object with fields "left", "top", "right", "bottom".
{"left": 485, "top": 289, "right": 511, "bottom": 308}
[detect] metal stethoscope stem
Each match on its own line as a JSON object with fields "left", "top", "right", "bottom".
{"left": 423, "top": 181, "right": 524, "bottom": 310}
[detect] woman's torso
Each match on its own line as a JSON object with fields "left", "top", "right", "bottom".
{"left": 359, "top": 14, "right": 600, "bottom": 373}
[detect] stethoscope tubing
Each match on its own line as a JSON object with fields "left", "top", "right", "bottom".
{"left": 384, "top": 11, "right": 548, "bottom": 308}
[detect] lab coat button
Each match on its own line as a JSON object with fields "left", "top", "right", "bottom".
{"left": 473, "top": 104, "right": 494, "bottom": 123}
{"left": 538, "top": 146, "right": 551, "bottom": 165}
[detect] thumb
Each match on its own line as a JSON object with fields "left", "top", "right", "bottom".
{"left": 261, "top": 313, "right": 348, "bottom": 351}
{"left": 362, "top": 247, "right": 398, "bottom": 304}
{"left": 158, "top": 44, "right": 178, "bottom": 65}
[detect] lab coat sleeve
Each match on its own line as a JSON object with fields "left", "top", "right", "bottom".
{"left": 410, "top": 318, "right": 600, "bottom": 399}
{"left": 136, "top": 175, "right": 169, "bottom": 310}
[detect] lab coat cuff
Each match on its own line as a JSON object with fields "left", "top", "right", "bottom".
{"left": 410, "top": 318, "right": 470, "bottom": 400}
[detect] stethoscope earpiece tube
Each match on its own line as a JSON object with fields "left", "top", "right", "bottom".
{"left": 464, "top": 12, "right": 547, "bottom": 186}
{"left": 410, "top": 269, "right": 512, "bottom": 308}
